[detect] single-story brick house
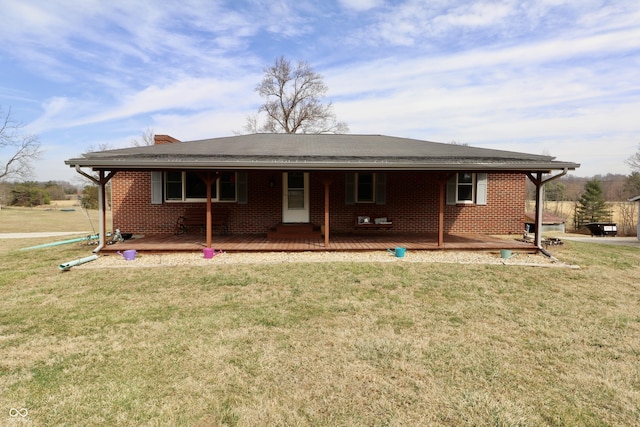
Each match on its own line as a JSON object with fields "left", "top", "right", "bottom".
{"left": 65, "top": 133, "right": 579, "bottom": 251}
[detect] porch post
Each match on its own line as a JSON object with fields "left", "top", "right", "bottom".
{"left": 206, "top": 181, "right": 212, "bottom": 249}
{"left": 438, "top": 178, "right": 446, "bottom": 247}
{"left": 527, "top": 169, "right": 568, "bottom": 250}
{"left": 195, "top": 171, "right": 220, "bottom": 249}
{"left": 534, "top": 172, "right": 544, "bottom": 248}
{"left": 324, "top": 180, "right": 331, "bottom": 248}
{"left": 205, "top": 172, "right": 213, "bottom": 249}
{"left": 73, "top": 166, "right": 115, "bottom": 253}
{"left": 100, "top": 170, "right": 107, "bottom": 248}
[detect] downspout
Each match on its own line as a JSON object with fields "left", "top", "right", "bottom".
{"left": 527, "top": 168, "right": 568, "bottom": 258}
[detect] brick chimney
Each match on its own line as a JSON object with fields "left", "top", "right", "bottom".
{"left": 154, "top": 134, "right": 181, "bottom": 145}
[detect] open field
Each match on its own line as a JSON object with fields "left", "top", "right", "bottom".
{"left": 1, "top": 209, "right": 640, "bottom": 425}
{"left": 527, "top": 200, "right": 639, "bottom": 236}
{"left": 0, "top": 204, "right": 110, "bottom": 234}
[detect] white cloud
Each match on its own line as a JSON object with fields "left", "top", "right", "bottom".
{"left": 337, "top": 0, "right": 384, "bottom": 11}
{"left": 325, "top": 14, "right": 640, "bottom": 177}
{"left": 27, "top": 73, "right": 261, "bottom": 135}
{"left": 151, "top": 110, "right": 250, "bottom": 141}
{"left": 432, "top": 1, "right": 513, "bottom": 29}
{"left": 0, "top": 1, "right": 272, "bottom": 88}
{"left": 3, "top": 0, "right": 640, "bottom": 181}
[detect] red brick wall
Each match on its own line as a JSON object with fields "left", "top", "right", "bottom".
{"left": 443, "top": 173, "right": 525, "bottom": 234}
{"left": 111, "top": 170, "right": 525, "bottom": 235}
{"left": 111, "top": 171, "right": 182, "bottom": 234}
{"left": 154, "top": 134, "right": 181, "bottom": 145}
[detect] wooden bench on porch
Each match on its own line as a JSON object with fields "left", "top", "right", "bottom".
{"left": 355, "top": 215, "right": 393, "bottom": 229}
{"left": 175, "top": 208, "right": 229, "bottom": 235}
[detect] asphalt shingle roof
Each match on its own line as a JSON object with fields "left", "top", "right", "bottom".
{"left": 65, "top": 133, "right": 579, "bottom": 172}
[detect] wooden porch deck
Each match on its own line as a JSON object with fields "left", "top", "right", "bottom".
{"left": 101, "top": 232, "right": 537, "bottom": 253}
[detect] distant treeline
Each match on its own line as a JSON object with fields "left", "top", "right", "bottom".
{"left": 526, "top": 172, "right": 640, "bottom": 202}
{"left": 0, "top": 180, "right": 80, "bottom": 207}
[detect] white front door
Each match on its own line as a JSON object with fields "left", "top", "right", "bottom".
{"left": 282, "top": 172, "right": 309, "bottom": 223}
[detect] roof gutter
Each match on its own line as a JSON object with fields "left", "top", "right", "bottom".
{"left": 67, "top": 160, "right": 579, "bottom": 172}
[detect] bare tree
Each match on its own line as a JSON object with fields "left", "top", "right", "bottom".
{"left": 75, "top": 142, "right": 115, "bottom": 188}
{"left": 626, "top": 141, "right": 640, "bottom": 172}
{"left": 131, "top": 128, "right": 155, "bottom": 146}
{"left": 618, "top": 201, "right": 637, "bottom": 236}
{"left": 0, "top": 107, "right": 42, "bottom": 181}
{"left": 245, "top": 56, "right": 349, "bottom": 134}
{"left": 242, "top": 114, "right": 260, "bottom": 134}
{"left": 83, "top": 142, "right": 114, "bottom": 155}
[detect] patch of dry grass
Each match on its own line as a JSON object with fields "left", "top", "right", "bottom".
{"left": 527, "top": 200, "right": 639, "bottom": 235}
{"left": 0, "top": 203, "right": 108, "bottom": 233}
{"left": 1, "top": 211, "right": 639, "bottom": 425}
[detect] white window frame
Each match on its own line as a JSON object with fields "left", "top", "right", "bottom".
{"left": 456, "top": 172, "right": 476, "bottom": 204}
{"left": 446, "top": 172, "right": 488, "bottom": 206}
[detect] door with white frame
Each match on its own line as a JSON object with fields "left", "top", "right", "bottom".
{"left": 282, "top": 172, "right": 309, "bottom": 223}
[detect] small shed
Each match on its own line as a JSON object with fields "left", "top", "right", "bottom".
{"left": 629, "top": 195, "right": 640, "bottom": 241}
{"left": 524, "top": 211, "right": 566, "bottom": 234}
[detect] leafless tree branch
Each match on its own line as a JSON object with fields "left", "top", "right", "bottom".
{"left": 0, "top": 107, "right": 42, "bottom": 181}
{"left": 131, "top": 128, "right": 155, "bottom": 146}
{"left": 626, "top": 141, "right": 640, "bottom": 173}
{"left": 248, "top": 56, "right": 349, "bottom": 135}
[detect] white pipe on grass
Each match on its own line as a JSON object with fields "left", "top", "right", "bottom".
{"left": 58, "top": 255, "right": 99, "bottom": 271}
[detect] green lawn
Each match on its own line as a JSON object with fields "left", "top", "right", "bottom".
{"left": 0, "top": 205, "right": 107, "bottom": 234}
{"left": 1, "top": 210, "right": 639, "bottom": 426}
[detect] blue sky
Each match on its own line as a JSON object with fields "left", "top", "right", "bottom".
{"left": 1, "top": 0, "right": 639, "bottom": 183}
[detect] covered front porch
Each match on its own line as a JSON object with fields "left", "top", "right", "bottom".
{"left": 101, "top": 232, "right": 537, "bottom": 253}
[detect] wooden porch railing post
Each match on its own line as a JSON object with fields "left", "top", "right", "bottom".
{"left": 438, "top": 178, "right": 445, "bottom": 247}
{"left": 324, "top": 180, "right": 331, "bottom": 248}
{"left": 100, "top": 171, "right": 107, "bottom": 247}
{"left": 197, "top": 171, "right": 218, "bottom": 249}
{"left": 206, "top": 178, "right": 212, "bottom": 249}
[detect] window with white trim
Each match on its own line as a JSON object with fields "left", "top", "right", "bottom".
{"left": 164, "top": 171, "right": 237, "bottom": 202}
{"left": 446, "top": 172, "right": 488, "bottom": 205}
{"left": 456, "top": 172, "right": 475, "bottom": 203}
